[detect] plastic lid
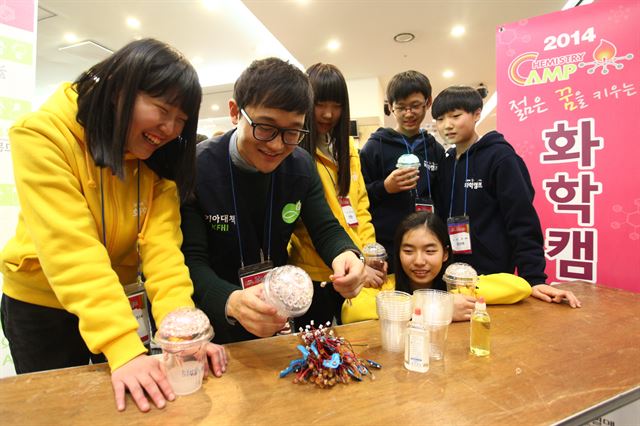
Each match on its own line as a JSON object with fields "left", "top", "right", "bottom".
{"left": 362, "top": 242, "right": 387, "bottom": 258}
{"left": 396, "top": 153, "right": 420, "bottom": 168}
{"left": 475, "top": 297, "right": 487, "bottom": 311}
{"left": 263, "top": 265, "right": 314, "bottom": 317}
{"left": 154, "top": 307, "right": 213, "bottom": 346}
{"left": 443, "top": 262, "right": 478, "bottom": 284}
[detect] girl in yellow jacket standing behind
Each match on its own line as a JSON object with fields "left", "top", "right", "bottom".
{"left": 289, "top": 63, "right": 382, "bottom": 326}
{"left": 0, "top": 39, "right": 226, "bottom": 412}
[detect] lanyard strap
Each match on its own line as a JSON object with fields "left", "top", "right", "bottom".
{"left": 318, "top": 154, "right": 338, "bottom": 192}
{"left": 448, "top": 151, "right": 470, "bottom": 218}
{"left": 136, "top": 160, "right": 142, "bottom": 283}
{"left": 100, "top": 161, "right": 142, "bottom": 281}
{"left": 420, "top": 130, "right": 432, "bottom": 199}
{"left": 227, "top": 148, "right": 274, "bottom": 268}
{"left": 401, "top": 131, "right": 432, "bottom": 199}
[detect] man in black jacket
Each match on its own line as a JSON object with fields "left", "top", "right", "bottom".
{"left": 181, "top": 58, "right": 366, "bottom": 343}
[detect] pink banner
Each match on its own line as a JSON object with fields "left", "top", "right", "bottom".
{"left": 496, "top": 0, "right": 640, "bottom": 292}
{"left": 0, "top": 0, "right": 35, "bottom": 32}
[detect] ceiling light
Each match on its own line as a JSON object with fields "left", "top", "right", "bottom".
{"left": 451, "top": 25, "right": 465, "bottom": 37}
{"left": 64, "top": 33, "right": 78, "bottom": 43}
{"left": 393, "top": 33, "right": 415, "bottom": 43}
{"left": 202, "top": 0, "right": 219, "bottom": 10}
{"left": 126, "top": 17, "right": 141, "bottom": 29}
{"left": 211, "top": 104, "right": 220, "bottom": 111}
{"left": 327, "top": 39, "right": 341, "bottom": 51}
{"left": 443, "top": 69, "right": 454, "bottom": 78}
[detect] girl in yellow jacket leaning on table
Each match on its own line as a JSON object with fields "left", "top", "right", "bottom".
{"left": 342, "top": 212, "right": 532, "bottom": 324}
{"left": 0, "top": 39, "right": 226, "bottom": 412}
{"left": 289, "top": 63, "right": 383, "bottom": 326}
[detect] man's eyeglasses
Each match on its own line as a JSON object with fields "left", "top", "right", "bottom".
{"left": 240, "top": 108, "right": 309, "bottom": 145}
{"left": 391, "top": 102, "right": 428, "bottom": 115}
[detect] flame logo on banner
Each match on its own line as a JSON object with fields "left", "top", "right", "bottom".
{"left": 579, "top": 39, "right": 633, "bottom": 75}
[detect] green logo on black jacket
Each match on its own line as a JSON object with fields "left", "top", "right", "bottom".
{"left": 282, "top": 200, "right": 301, "bottom": 224}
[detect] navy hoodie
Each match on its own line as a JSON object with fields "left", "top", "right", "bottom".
{"left": 360, "top": 127, "right": 445, "bottom": 271}
{"left": 436, "top": 131, "right": 547, "bottom": 285}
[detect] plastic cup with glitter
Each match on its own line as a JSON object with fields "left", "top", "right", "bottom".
{"left": 443, "top": 262, "right": 478, "bottom": 298}
{"left": 396, "top": 153, "right": 421, "bottom": 170}
{"left": 362, "top": 242, "right": 387, "bottom": 283}
{"left": 263, "top": 265, "right": 314, "bottom": 318}
{"left": 376, "top": 291, "right": 412, "bottom": 352}
{"left": 154, "top": 307, "right": 213, "bottom": 396}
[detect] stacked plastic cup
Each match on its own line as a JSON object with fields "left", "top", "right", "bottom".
{"left": 154, "top": 307, "right": 213, "bottom": 396}
{"left": 263, "top": 265, "right": 314, "bottom": 318}
{"left": 376, "top": 290, "right": 412, "bottom": 352}
{"left": 413, "top": 289, "right": 454, "bottom": 360}
{"left": 443, "top": 262, "right": 478, "bottom": 297}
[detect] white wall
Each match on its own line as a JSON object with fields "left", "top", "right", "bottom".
{"left": 0, "top": 0, "right": 38, "bottom": 378}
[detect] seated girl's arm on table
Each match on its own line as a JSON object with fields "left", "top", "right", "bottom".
{"left": 475, "top": 273, "right": 532, "bottom": 304}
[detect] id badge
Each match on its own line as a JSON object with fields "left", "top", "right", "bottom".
{"left": 415, "top": 197, "right": 435, "bottom": 213}
{"left": 123, "top": 281, "right": 152, "bottom": 348}
{"left": 447, "top": 216, "right": 472, "bottom": 254}
{"left": 338, "top": 196, "right": 359, "bottom": 227}
{"left": 238, "top": 260, "right": 274, "bottom": 289}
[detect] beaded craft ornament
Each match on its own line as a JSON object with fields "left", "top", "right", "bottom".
{"left": 279, "top": 321, "right": 381, "bottom": 388}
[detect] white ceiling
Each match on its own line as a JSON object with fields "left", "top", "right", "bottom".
{"left": 36, "top": 0, "right": 567, "bottom": 135}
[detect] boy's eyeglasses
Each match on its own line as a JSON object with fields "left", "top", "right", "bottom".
{"left": 240, "top": 108, "right": 309, "bottom": 145}
{"left": 391, "top": 102, "right": 428, "bottom": 115}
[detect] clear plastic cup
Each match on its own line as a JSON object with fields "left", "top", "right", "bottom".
{"left": 154, "top": 307, "right": 213, "bottom": 396}
{"left": 376, "top": 291, "right": 412, "bottom": 352}
{"left": 443, "top": 262, "right": 478, "bottom": 298}
{"left": 263, "top": 265, "right": 314, "bottom": 318}
{"left": 413, "top": 289, "right": 454, "bottom": 360}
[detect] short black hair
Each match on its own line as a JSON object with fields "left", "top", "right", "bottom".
{"left": 385, "top": 70, "right": 432, "bottom": 114}
{"left": 233, "top": 57, "right": 312, "bottom": 114}
{"left": 431, "top": 86, "right": 483, "bottom": 119}
{"left": 302, "top": 63, "right": 351, "bottom": 196}
{"left": 393, "top": 212, "right": 452, "bottom": 293}
{"left": 74, "top": 38, "right": 201, "bottom": 201}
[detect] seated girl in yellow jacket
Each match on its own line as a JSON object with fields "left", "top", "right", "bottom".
{"left": 342, "top": 212, "right": 531, "bottom": 324}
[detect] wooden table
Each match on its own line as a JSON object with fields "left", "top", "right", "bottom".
{"left": 1, "top": 282, "right": 639, "bottom": 425}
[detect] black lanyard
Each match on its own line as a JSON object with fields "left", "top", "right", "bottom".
{"left": 227, "top": 149, "right": 274, "bottom": 268}
{"left": 401, "top": 130, "right": 432, "bottom": 199}
{"left": 100, "top": 160, "right": 142, "bottom": 283}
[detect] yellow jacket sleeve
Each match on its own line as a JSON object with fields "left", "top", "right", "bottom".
{"left": 8, "top": 122, "right": 147, "bottom": 370}
{"left": 139, "top": 177, "right": 194, "bottom": 327}
{"left": 341, "top": 275, "right": 396, "bottom": 324}
{"left": 476, "top": 273, "right": 532, "bottom": 304}
{"left": 351, "top": 145, "right": 376, "bottom": 247}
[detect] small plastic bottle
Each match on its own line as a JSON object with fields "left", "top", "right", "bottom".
{"left": 470, "top": 297, "right": 491, "bottom": 356}
{"left": 404, "top": 307, "right": 430, "bottom": 373}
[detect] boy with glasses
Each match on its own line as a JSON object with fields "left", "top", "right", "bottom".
{"left": 181, "top": 58, "right": 367, "bottom": 343}
{"left": 360, "top": 70, "right": 445, "bottom": 273}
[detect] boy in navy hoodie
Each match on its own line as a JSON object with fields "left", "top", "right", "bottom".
{"left": 432, "top": 86, "right": 581, "bottom": 307}
{"left": 360, "top": 71, "right": 445, "bottom": 272}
